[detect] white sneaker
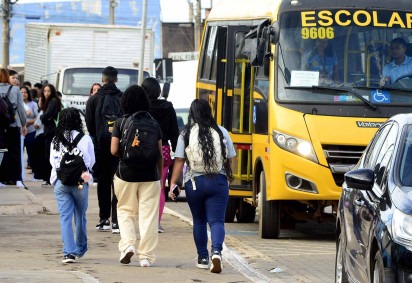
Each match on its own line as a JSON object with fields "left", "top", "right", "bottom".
{"left": 140, "top": 258, "right": 151, "bottom": 267}
{"left": 210, "top": 252, "right": 222, "bottom": 273}
{"left": 16, "top": 181, "right": 24, "bottom": 188}
{"left": 0, "top": 182, "right": 6, "bottom": 188}
{"left": 158, "top": 224, "right": 164, "bottom": 233}
{"left": 119, "top": 245, "right": 135, "bottom": 264}
{"left": 30, "top": 177, "right": 42, "bottom": 182}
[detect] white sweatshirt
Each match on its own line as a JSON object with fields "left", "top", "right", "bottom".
{"left": 49, "top": 130, "right": 96, "bottom": 186}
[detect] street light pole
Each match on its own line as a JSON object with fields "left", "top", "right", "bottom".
{"left": 138, "top": 0, "right": 147, "bottom": 85}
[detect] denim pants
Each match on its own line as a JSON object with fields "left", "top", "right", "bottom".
{"left": 54, "top": 180, "right": 89, "bottom": 257}
{"left": 185, "top": 174, "right": 229, "bottom": 258}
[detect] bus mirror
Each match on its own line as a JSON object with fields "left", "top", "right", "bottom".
{"left": 270, "top": 22, "right": 280, "bottom": 44}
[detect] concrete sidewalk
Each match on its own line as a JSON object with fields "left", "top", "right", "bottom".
{"left": 0, "top": 179, "right": 251, "bottom": 283}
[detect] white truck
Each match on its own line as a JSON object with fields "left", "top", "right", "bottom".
{"left": 24, "top": 23, "right": 154, "bottom": 114}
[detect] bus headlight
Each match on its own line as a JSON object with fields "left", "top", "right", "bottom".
{"left": 273, "top": 130, "right": 318, "bottom": 163}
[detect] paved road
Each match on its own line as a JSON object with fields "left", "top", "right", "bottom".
{"left": 167, "top": 197, "right": 336, "bottom": 283}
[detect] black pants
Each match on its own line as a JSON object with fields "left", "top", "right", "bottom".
{"left": 24, "top": 131, "right": 36, "bottom": 167}
{"left": 44, "top": 133, "right": 54, "bottom": 183}
{"left": 95, "top": 144, "right": 119, "bottom": 223}
{"left": 31, "top": 133, "right": 48, "bottom": 181}
{"left": 0, "top": 127, "right": 22, "bottom": 182}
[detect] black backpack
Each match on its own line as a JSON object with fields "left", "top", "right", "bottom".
{"left": 57, "top": 133, "right": 87, "bottom": 186}
{"left": 119, "top": 112, "right": 160, "bottom": 168}
{"left": 0, "top": 86, "right": 16, "bottom": 125}
{"left": 95, "top": 94, "right": 122, "bottom": 146}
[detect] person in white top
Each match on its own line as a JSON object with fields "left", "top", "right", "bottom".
{"left": 49, "top": 107, "right": 95, "bottom": 264}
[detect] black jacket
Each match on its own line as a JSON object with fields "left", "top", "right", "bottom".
{"left": 40, "top": 97, "right": 59, "bottom": 137}
{"left": 149, "top": 99, "right": 179, "bottom": 152}
{"left": 85, "top": 83, "right": 122, "bottom": 139}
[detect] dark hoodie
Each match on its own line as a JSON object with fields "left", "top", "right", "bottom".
{"left": 85, "top": 83, "right": 122, "bottom": 139}
{"left": 149, "top": 99, "right": 179, "bottom": 152}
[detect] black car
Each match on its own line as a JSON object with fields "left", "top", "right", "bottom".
{"left": 336, "top": 114, "right": 412, "bottom": 283}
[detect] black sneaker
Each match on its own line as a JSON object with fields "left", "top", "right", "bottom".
{"left": 96, "top": 219, "right": 110, "bottom": 231}
{"left": 210, "top": 251, "right": 222, "bottom": 273}
{"left": 196, "top": 255, "right": 209, "bottom": 269}
{"left": 62, "top": 254, "right": 76, "bottom": 264}
{"left": 112, "top": 222, "right": 120, "bottom": 234}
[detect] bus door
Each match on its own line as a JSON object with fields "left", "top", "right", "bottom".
{"left": 224, "top": 26, "right": 255, "bottom": 189}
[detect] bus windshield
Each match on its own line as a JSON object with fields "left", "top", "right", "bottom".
{"left": 62, "top": 67, "right": 150, "bottom": 96}
{"left": 277, "top": 9, "right": 412, "bottom": 105}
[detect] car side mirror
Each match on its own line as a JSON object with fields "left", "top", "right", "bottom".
{"left": 344, "top": 168, "right": 374, "bottom": 191}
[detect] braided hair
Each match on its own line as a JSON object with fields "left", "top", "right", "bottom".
{"left": 52, "top": 107, "right": 83, "bottom": 151}
{"left": 183, "top": 99, "right": 233, "bottom": 180}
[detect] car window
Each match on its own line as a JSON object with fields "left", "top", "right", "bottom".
{"left": 364, "top": 123, "right": 392, "bottom": 169}
{"left": 373, "top": 123, "right": 398, "bottom": 189}
{"left": 400, "top": 125, "right": 412, "bottom": 186}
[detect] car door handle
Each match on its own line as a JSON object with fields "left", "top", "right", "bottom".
{"left": 354, "top": 198, "right": 364, "bottom": 206}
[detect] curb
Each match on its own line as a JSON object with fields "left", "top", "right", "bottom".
{"left": 0, "top": 187, "right": 44, "bottom": 215}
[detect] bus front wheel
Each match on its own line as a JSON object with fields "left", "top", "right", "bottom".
{"left": 258, "top": 172, "right": 280, "bottom": 239}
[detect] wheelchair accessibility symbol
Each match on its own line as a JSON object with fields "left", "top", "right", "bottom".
{"left": 371, "top": 89, "right": 390, "bottom": 103}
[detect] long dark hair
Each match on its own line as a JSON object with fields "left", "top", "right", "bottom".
{"left": 41, "top": 83, "right": 62, "bottom": 113}
{"left": 121, "top": 84, "right": 150, "bottom": 115}
{"left": 52, "top": 108, "right": 83, "bottom": 151}
{"left": 184, "top": 99, "right": 233, "bottom": 180}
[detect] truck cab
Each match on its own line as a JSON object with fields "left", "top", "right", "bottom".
{"left": 56, "top": 66, "right": 150, "bottom": 116}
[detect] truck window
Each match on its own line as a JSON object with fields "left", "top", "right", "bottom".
{"left": 62, "top": 68, "right": 149, "bottom": 96}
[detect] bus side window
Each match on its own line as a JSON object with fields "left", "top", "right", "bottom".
{"left": 254, "top": 67, "right": 268, "bottom": 135}
{"left": 200, "top": 26, "right": 218, "bottom": 81}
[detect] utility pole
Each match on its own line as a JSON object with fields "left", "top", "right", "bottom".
{"left": 138, "top": 0, "right": 147, "bottom": 85}
{"left": 194, "top": 0, "right": 201, "bottom": 52}
{"left": 109, "top": 0, "right": 116, "bottom": 25}
{"left": 2, "top": 0, "right": 11, "bottom": 68}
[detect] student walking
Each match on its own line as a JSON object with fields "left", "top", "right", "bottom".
{"left": 142, "top": 77, "right": 179, "bottom": 233}
{"left": 111, "top": 85, "right": 163, "bottom": 267}
{"left": 169, "top": 99, "right": 236, "bottom": 273}
{"left": 85, "top": 66, "right": 121, "bottom": 233}
{"left": 40, "top": 83, "right": 62, "bottom": 186}
{"left": 20, "top": 86, "right": 38, "bottom": 170}
{"left": 0, "top": 68, "right": 27, "bottom": 188}
{"left": 50, "top": 107, "right": 95, "bottom": 263}
{"left": 31, "top": 97, "right": 48, "bottom": 182}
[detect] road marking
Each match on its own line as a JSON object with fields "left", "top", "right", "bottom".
{"left": 164, "top": 207, "right": 273, "bottom": 283}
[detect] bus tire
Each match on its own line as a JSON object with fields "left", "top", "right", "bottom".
{"left": 236, "top": 200, "right": 256, "bottom": 223}
{"left": 225, "top": 198, "right": 238, "bottom": 223}
{"left": 258, "top": 172, "right": 280, "bottom": 239}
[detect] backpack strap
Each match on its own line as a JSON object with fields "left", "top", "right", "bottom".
{"left": 5, "top": 85, "right": 13, "bottom": 98}
{"left": 71, "top": 132, "right": 85, "bottom": 147}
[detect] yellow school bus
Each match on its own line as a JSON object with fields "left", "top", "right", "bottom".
{"left": 196, "top": 0, "right": 412, "bottom": 238}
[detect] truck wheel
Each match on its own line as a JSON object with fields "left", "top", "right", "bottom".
{"left": 236, "top": 200, "right": 256, "bottom": 223}
{"left": 225, "top": 198, "right": 238, "bottom": 223}
{"left": 258, "top": 172, "right": 280, "bottom": 239}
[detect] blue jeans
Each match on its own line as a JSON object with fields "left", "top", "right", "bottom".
{"left": 185, "top": 174, "right": 229, "bottom": 258}
{"left": 54, "top": 180, "right": 89, "bottom": 257}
